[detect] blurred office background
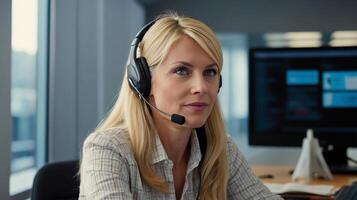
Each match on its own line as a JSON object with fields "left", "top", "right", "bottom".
{"left": 1, "top": 0, "right": 357, "bottom": 199}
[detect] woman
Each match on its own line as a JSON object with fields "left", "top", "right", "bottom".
{"left": 79, "top": 13, "right": 282, "bottom": 200}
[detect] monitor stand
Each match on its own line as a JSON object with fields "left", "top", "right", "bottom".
{"left": 323, "top": 146, "right": 357, "bottom": 174}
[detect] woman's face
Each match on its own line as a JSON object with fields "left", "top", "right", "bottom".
{"left": 150, "top": 36, "right": 220, "bottom": 128}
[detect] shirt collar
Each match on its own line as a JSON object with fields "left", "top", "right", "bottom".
{"left": 150, "top": 129, "right": 202, "bottom": 167}
{"left": 151, "top": 133, "right": 169, "bottom": 164}
{"left": 187, "top": 129, "right": 202, "bottom": 171}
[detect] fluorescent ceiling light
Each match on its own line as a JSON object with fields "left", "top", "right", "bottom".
{"left": 329, "top": 39, "right": 357, "bottom": 46}
{"left": 264, "top": 32, "right": 322, "bottom": 41}
{"left": 266, "top": 40, "right": 289, "bottom": 48}
{"left": 264, "top": 33, "right": 286, "bottom": 41}
{"left": 288, "top": 40, "right": 322, "bottom": 47}
{"left": 285, "top": 32, "right": 322, "bottom": 40}
{"left": 331, "top": 31, "right": 357, "bottom": 39}
{"left": 266, "top": 40, "right": 322, "bottom": 48}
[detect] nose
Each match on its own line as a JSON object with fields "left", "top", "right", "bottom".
{"left": 190, "top": 75, "right": 209, "bottom": 95}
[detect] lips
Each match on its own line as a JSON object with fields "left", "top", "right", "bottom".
{"left": 184, "top": 102, "right": 209, "bottom": 111}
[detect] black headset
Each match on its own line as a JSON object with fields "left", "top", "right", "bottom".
{"left": 126, "top": 20, "right": 222, "bottom": 99}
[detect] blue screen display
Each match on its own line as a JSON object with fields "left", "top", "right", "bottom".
{"left": 287, "top": 70, "right": 319, "bottom": 85}
{"left": 323, "top": 92, "right": 357, "bottom": 108}
{"left": 323, "top": 71, "right": 357, "bottom": 90}
{"left": 322, "top": 71, "right": 357, "bottom": 108}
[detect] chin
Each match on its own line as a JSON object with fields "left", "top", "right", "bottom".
{"left": 185, "top": 118, "right": 207, "bottom": 128}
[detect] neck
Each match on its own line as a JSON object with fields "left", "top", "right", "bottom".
{"left": 153, "top": 114, "right": 192, "bottom": 164}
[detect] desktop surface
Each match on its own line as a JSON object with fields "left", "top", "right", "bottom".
{"left": 253, "top": 165, "right": 357, "bottom": 188}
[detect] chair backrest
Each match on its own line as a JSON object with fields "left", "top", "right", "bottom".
{"left": 31, "top": 160, "right": 80, "bottom": 200}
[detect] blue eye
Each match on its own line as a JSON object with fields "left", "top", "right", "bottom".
{"left": 204, "top": 68, "right": 218, "bottom": 77}
{"left": 174, "top": 66, "right": 189, "bottom": 76}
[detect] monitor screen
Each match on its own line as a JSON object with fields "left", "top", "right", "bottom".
{"left": 248, "top": 47, "right": 357, "bottom": 173}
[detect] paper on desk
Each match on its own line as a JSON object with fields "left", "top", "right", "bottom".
{"left": 265, "top": 182, "right": 335, "bottom": 196}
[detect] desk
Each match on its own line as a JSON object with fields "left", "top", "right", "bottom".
{"left": 252, "top": 165, "right": 357, "bottom": 188}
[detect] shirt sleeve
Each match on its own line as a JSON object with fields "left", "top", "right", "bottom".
{"left": 79, "top": 133, "right": 134, "bottom": 200}
{"left": 226, "top": 137, "right": 283, "bottom": 200}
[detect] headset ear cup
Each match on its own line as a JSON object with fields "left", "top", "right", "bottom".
{"left": 127, "top": 57, "right": 151, "bottom": 98}
{"left": 137, "top": 57, "right": 151, "bottom": 98}
{"left": 127, "top": 20, "right": 157, "bottom": 99}
{"left": 127, "top": 63, "right": 139, "bottom": 90}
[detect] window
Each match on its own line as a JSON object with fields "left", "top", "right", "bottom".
{"left": 218, "top": 34, "right": 249, "bottom": 139}
{"left": 10, "top": 0, "right": 48, "bottom": 197}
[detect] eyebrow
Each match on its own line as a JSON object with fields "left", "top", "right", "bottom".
{"left": 172, "top": 61, "right": 218, "bottom": 69}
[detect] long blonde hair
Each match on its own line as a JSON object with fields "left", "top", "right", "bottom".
{"left": 96, "top": 13, "right": 228, "bottom": 200}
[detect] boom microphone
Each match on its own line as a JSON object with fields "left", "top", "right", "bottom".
{"left": 128, "top": 79, "right": 186, "bottom": 125}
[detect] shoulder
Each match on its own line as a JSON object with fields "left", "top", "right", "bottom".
{"left": 226, "top": 134, "right": 240, "bottom": 158}
{"left": 84, "top": 126, "right": 130, "bottom": 146}
{"left": 225, "top": 134, "right": 246, "bottom": 169}
{"left": 225, "top": 135, "right": 282, "bottom": 199}
{"left": 82, "top": 126, "right": 134, "bottom": 164}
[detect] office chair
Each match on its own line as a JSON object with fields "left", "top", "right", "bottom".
{"left": 31, "top": 160, "right": 80, "bottom": 200}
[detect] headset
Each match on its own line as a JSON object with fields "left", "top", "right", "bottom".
{"left": 126, "top": 20, "right": 156, "bottom": 99}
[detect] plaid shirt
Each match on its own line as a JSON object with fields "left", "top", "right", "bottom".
{"left": 79, "top": 127, "right": 282, "bottom": 200}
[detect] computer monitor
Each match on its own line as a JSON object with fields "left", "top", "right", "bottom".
{"left": 248, "top": 46, "right": 357, "bottom": 173}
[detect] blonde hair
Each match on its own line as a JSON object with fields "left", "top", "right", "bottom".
{"left": 95, "top": 13, "right": 228, "bottom": 200}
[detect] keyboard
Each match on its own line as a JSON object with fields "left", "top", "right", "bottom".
{"left": 335, "top": 181, "right": 357, "bottom": 200}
